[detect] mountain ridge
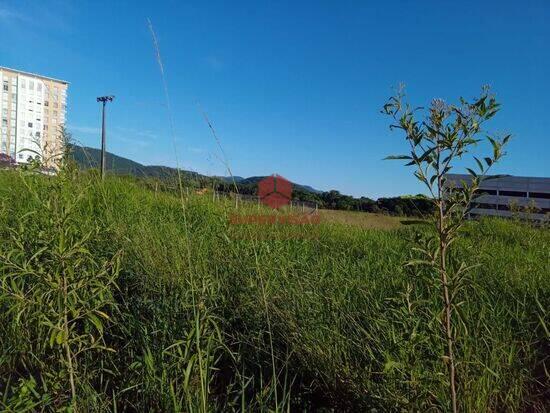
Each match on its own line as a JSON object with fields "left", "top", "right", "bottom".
{"left": 69, "top": 144, "right": 321, "bottom": 193}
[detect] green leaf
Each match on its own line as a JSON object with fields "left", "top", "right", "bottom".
{"left": 49, "top": 328, "right": 58, "bottom": 348}
{"left": 56, "top": 330, "right": 65, "bottom": 345}
{"left": 466, "top": 168, "right": 477, "bottom": 178}
{"left": 384, "top": 155, "right": 413, "bottom": 161}
{"left": 88, "top": 313, "right": 104, "bottom": 334}
{"left": 405, "top": 259, "right": 433, "bottom": 267}
{"left": 384, "top": 359, "right": 402, "bottom": 373}
{"left": 418, "top": 146, "right": 437, "bottom": 163}
{"left": 474, "top": 157, "right": 484, "bottom": 173}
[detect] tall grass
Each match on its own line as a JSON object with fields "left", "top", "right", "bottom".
{"left": 0, "top": 168, "right": 548, "bottom": 411}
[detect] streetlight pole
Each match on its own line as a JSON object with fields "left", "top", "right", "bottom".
{"left": 96, "top": 95, "right": 114, "bottom": 179}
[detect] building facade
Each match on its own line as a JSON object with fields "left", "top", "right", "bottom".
{"left": 0, "top": 66, "right": 68, "bottom": 166}
{"left": 445, "top": 174, "right": 550, "bottom": 221}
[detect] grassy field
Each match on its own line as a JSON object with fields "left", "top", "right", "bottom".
{"left": 0, "top": 168, "right": 548, "bottom": 412}
{"left": 317, "top": 208, "right": 418, "bottom": 229}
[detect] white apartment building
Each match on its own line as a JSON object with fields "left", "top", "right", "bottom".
{"left": 0, "top": 66, "right": 68, "bottom": 166}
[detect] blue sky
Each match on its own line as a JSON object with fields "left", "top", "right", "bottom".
{"left": 1, "top": 0, "right": 548, "bottom": 197}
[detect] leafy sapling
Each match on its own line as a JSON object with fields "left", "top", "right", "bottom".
{"left": 383, "top": 85, "right": 510, "bottom": 412}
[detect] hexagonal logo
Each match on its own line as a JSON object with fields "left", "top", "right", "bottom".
{"left": 258, "top": 174, "right": 292, "bottom": 209}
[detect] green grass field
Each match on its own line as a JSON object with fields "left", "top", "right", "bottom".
{"left": 317, "top": 208, "right": 417, "bottom": 229}
{"left": 0, "top": 168, "right": 548, "bottom": 412}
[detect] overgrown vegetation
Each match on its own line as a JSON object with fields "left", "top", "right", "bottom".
{"left": 383, "top": 85, "right": 510, "bottom": 411}
{"left": 0, "top": 164, "right": 548, "bottom": 411}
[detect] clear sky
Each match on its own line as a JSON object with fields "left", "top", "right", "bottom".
{"left": 1, "top": 0, "right": 548, "bottom": 197}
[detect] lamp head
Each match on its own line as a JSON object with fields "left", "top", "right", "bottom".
{"left": 97, "top": 95, "right": 115, "bottom": 103}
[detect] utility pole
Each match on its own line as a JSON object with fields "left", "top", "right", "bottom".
{"left": 96, "top": 95, "right": 115, "bottom": 179}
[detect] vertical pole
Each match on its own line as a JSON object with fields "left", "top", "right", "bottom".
{"left": 97, "top": 96, "right": 113, "bottom": 179}
{"left": 100, "top": 100, "right": 106, "bottom": 180}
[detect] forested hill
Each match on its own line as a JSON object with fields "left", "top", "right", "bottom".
{"left": 69, "top": 144, "right": 434, "bottom": 217}
{"left": 69, "top": 144, "right": 203, "bottom": 180}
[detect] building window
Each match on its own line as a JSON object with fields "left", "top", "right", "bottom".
{"left": 44, "top": 101, "right": 49, "bottom": 106}
{"left": 3, "top": 82, "right": 8, "bottom": 92}
{"left": 28, "top": 122, "right": 33, "bottom": 128}
{"left": 474, "top": 188, "right": 497, "bottom": 196}
{"left": 472, "top": 203, "right": 497, "bottom": 210}
{"left": 499, "top": 190, "right": 527, "bottom": 197}
{"left": 21, "top": 79, "right": 26, "bottom": 88}
{"left": 29, "top": 81, "right": 34, "bottom": 91}
{"left": 530, "top": 192, "right": 550, "bottom": 200}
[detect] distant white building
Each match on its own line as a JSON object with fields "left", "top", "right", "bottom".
{"left": 445, "top": 174, "right": 550, "bottom": 221}
{"left": 0, "top": 66, "right": 68, "bottom": 166}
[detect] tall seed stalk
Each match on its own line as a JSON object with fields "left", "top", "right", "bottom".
{"left": 383, "top": 85, "right": 510, "bottom": 412}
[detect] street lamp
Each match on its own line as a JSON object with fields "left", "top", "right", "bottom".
{"left": 96, "top": 95, "right": 115, "bottom": 179}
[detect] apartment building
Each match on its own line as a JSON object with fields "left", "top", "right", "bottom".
{"left": 0, "top": 66, "right": 68, "bottom": 166}
{"left": 445, "top": 174, "right": 550, "bottom": 221}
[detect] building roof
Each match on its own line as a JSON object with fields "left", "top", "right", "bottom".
{"left": 446, "top": 173, "right": 549, "bottom": 183}
{"left": 0, "top": 66, "right": 69, "bottom": 85}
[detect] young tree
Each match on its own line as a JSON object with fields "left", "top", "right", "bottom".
{"left": 382, "top": 85, "right": 510, "bottom": 412}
